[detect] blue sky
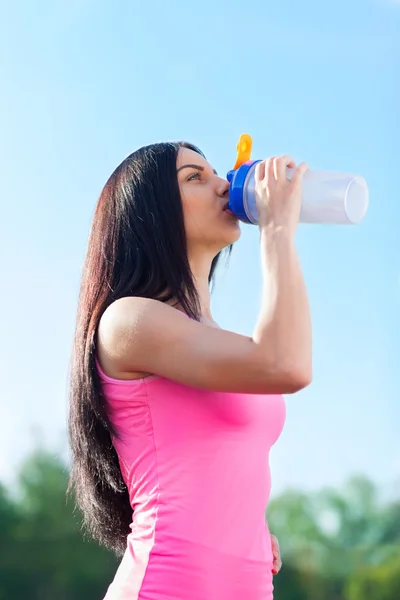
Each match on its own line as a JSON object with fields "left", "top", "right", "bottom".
{"left": 0, "top": 0, "right": 399, "bottom": 499}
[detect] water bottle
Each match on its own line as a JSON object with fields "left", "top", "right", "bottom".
{"left": 226, "top": 135, "right": 369, "bottom": 225}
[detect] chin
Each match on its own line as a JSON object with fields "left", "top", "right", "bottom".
{"left": 218, "top": 223, "right": 242, "bottom": 249}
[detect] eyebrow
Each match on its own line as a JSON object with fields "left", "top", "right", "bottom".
{"left": 177, "top": 164, "right": 218, "bottom": 176}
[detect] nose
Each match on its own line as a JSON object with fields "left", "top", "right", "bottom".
{"left": 216, "top": 177, "right": 230, "bottom": 199}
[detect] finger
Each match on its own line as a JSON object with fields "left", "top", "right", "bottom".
{"left": 273, "top": 559, "right": 282, "bottom": 573}
{"left": 272, "top": 563, "right": 281, "bottom": 575}
{"left": 265, "top": 157, "right": 276, "bottom": 182}
{"left": 291, "top": 161, "right": 309, "bottom": 187}
{"left": 271, "top": 534, "right": 280, "bottom": 553}
{"left": 273, "top": 155, "right": 296, "bottom": 181}
{"left": 255, "top": 160, "right": 266, "bottom": 183}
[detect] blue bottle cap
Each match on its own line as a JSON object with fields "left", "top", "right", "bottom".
{"left": 227, "top": 160, "right": 260, "bottom": 224}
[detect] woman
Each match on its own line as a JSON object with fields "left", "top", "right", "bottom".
{"left": 68, "top": 141, "right": 311, "bottom": 600}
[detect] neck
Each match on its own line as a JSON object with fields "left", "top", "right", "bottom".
{"left": 188, "top": 250, "right": 216, "bottom": 322}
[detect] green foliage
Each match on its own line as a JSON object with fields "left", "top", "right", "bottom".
{"left": 345, "top": 553, "right": 400, "bottom": 600}
{"left": 0, "top": 449, "right": 399, "bottom": 599}
{"left": 267, "top": 474, "right": 400, "bottom": 599}
{"left": 0, "top": 449, "right": 118, "bottom": 600}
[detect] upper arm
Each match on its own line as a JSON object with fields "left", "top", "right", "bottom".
{"left": 97, "top": 297, "right": 307, "bottom": 394}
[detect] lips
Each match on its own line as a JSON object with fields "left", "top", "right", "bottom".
{"left": 222, "top": 201, "right": 230, "bottom": 211}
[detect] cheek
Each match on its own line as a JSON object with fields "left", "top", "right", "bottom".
{"left": 181, "top": 191, "right": 214, "bottom": 229}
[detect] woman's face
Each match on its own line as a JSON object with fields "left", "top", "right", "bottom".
{"left": 177, "top": 147, "right": 241, "bottom": 255}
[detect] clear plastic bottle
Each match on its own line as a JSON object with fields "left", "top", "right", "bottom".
{"left": 226, "top": 160, "right": 369, "bottom": 225}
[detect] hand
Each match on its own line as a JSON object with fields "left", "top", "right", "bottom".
{"left": 255, "top": 156, "right": 309, "bottom": 236}
{"left": 271, "top": 534, "right": 282, "bottom": 576}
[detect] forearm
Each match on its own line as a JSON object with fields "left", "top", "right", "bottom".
{"left": 252, "top": 225, "right": 312, "bottom": 384}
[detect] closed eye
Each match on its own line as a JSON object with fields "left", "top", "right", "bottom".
{"left": 187, "top": 172, "right": 201, "bottom": 181}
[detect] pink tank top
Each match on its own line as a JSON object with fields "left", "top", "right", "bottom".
{"left": 96, "top": 353, "right": 286, "bottom": 600}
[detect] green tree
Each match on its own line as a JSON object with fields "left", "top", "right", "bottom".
{"left": 345, "top": 552, "right": 400, "bottom": 600}
{"left": 1, "top": 448, "right": 399, "bottom": 600}
{"left": 0, "top": 449, "right": 118, "bottom": 600}
{"left": 0, "top": 483, "right": 23, "bottom": 600}
{"left": 267, "top": 475, "right": 400, "bottom": 600}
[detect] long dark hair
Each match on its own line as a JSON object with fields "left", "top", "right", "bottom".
{"left": 68, "top": 141, "right": 232, "bottom": 556}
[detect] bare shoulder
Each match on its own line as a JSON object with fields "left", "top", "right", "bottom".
{"left": 97, "top": 297, "right": 183, "bottom": 380}
{"left": 99, "top": 296, "right": 186, "bottom": 339}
